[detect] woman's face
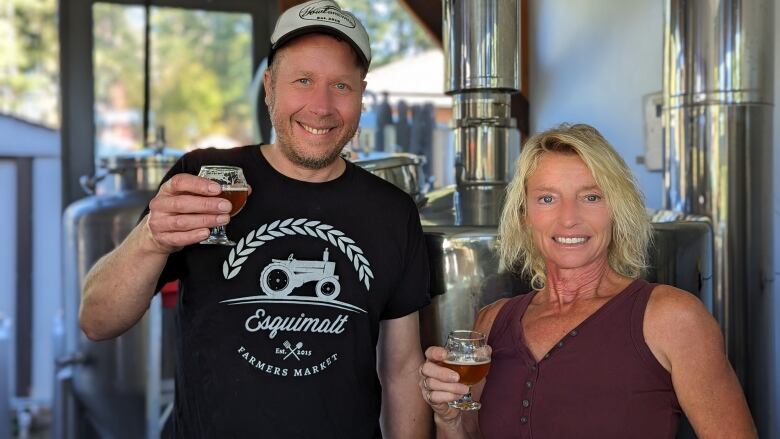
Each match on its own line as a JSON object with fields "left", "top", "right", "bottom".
{"left": 525, "top": 152, "right": 612, "bottom": 273}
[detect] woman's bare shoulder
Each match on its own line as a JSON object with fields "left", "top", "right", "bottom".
{"left": 644, "top": 284, "right": 724, "bottom": 369}
{"left": 646, "top": 284, "right": 712, "bottom": 318}
{"left": 474, "top": 298, "right": 513, "bottom": 335}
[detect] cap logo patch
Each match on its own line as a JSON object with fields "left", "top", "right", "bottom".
{"left": 298, "top": 2, "right": 356, "bottom": 29}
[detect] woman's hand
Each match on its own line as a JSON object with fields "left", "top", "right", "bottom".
{"left": 418, "top": 346, "right": 471, "bottom": 425}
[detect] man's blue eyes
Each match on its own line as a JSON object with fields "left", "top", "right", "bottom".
{"left": 294, "top": 79, "right": 349, "bottom": 90}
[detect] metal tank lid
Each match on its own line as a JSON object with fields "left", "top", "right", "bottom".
{"left": 351, "top": 151, "right": 424, "bottom": 171}
{"left": 80, "top": 146, "right": 184, "bottom": 195}
{"left": 99, "top": 146, "right": 183, "bottom": 171}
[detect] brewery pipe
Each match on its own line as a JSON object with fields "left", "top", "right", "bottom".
{"left": 662, "top": 0, "right": 775, "bottom": 435}
{"left": 418, "top": 0, "right": 525, "bottom": 348}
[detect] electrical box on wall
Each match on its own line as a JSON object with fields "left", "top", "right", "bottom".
{"left": 639, "top": 92, "right": 663, "bottom": 172}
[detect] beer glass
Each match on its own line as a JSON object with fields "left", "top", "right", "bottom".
{"left": 197, "top": 165, "right": 248, "bottom": 246}
{"left": 442, "top": 330, "right": 491, "bottom": 410}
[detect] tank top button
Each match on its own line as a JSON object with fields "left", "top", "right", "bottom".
{"left": 570, "top": 329, "right": 578, "bottom": 336}
{"left": 543, "top": 352, "right": 550, "bottom": 359}
{"left": 531, "top": 365, "right": 537, "bottom": 371}
{"left": 520, "top": 416, "right": 528, "bottom": 424}
{"left": 522, "top": 399, "right": 530, "bottom": 407}
{"left": 557, "top": 341, "right": 564, "bottom": 348}
{"left": 526, "top": 380, "right": 533, "bottom": 388}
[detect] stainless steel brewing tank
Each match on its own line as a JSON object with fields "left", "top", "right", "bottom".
{"left": 79, "top": 147, "right": 183, "bottom": 195}
{"left": 60, "top": 148, "right": 180, "bottom": 438}
{"left": 351, "top": 152, "right": 427, "bottom": 204}
{"left": 419, "top": 184, "right": 523, "bottom": 349}
{"left": 419, "top": 226, "right": 525, "bottom": 348}
{"left": 63, "top": 193, "right": 157, "bottom": 438}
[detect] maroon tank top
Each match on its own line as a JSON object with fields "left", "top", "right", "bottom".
{"left": 478, "top": 279, "right": 681, "bottom": 438}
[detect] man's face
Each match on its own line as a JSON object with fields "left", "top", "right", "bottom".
{"left": 264, "top": 33, "right": 366, "bottom": 170}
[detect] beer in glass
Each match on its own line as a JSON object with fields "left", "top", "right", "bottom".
{"left": 443, "top": 330, "right": 491, "bottom": 410}
{"left": 198, "top": 165, "right": 248, "bottom": 246}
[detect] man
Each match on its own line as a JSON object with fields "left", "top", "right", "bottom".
{"left": 79, "top": 1, "right": 431, "bottom": 437}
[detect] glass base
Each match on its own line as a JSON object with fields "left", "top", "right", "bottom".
{"left": 199, "top": 226, "right": 235, "bottom": 246}
{"left": 199, "top": 235, "right": 236, "bottom": 246}
{"left": 448, "top": 399, "right": 481, "bottom": 411}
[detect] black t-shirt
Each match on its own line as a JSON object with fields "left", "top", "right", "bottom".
{"left": 151, "top": 145, "right": 430, "bottom": 438}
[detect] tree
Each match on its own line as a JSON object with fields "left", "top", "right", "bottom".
{"left": 150, "top": 8, "right": 252, "bottom": 148}
{"left": 339, "top": 0, "right": 434, "bottom": 69}
{"left": 0, "top": 0, "right": 59, "bottom": 127}
{"left": 92, "top": 5, "right": 253, "bottom": 152}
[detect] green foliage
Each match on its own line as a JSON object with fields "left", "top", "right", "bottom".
{"left": 154, "top": 61, "right": 225, "bottom": 145}
{"left": 149, "top": 8, "right": 254, "bottom": 149}
{"left": 339, "top": 0, "right": 434, "bottom": 69}
{"left": 91, "top": 5, "right": 253, "bottom": 151}
{"left": 0, "top": 0, "right": 60, "bottom": 126}
{"left": 0, "top": 0, "right": 433, "bottom": 146}
{"left": 93, "top": 4, "right": 145, "bottom": 114}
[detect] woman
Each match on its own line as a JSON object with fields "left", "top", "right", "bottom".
{"left": 419, "top": 124, "right": 756, "bottom": 438}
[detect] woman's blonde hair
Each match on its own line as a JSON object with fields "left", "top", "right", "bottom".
{"left": 498, "top": 123, "right": 652, "bottom": 288}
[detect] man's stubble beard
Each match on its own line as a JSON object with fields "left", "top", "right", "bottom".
{"left": 267, "top": 94, "right": 358, "bottom": 170}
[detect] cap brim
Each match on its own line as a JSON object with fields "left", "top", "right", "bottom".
{"left": 270, "top": 25, "right": 369, "bottom": 69}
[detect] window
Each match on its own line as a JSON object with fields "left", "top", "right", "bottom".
{"left": 93, "top": 3, "right": 254, "bottom": 157}
{"left": 0, "top": 0, "right": 59, "bottom": 127}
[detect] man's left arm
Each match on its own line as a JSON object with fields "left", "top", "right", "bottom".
{"left": 378, "top": 311, "right": 431, "bottom": 439}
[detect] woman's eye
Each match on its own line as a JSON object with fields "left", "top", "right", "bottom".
{"left": 540, "top": 195, "right": 553, "bottom": 204}
{"left": 335, "top": 83, "right": 348, "bottom": 90}
{"left": 585, "top": 194, "right": 602, "bottom": 202}
{"left": 297, "top": 78, "right": 311, "bottom": 85}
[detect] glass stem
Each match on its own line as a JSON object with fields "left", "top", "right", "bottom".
{"left": 213, "top": 225, "right": 227, "bottom": 237}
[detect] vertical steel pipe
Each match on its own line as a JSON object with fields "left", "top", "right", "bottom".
{"left": 443, "top": 0, "right": 521, "bottom": 186}
{"left": 663, "top": 0, "right": 775, "bottom": 434}
{"left": 443, "top": 0, "right": 520, "bottom": 93}
{"left": 418, "top": 0, "right": 524, "bottom": 352}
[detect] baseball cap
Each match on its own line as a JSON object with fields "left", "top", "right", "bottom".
{"left": 269, "top": 0, "right": 371, "bottom": 69}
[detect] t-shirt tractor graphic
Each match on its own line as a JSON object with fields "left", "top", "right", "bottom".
{"left": 260, "top": 248, "right": 341, "bottom": 299}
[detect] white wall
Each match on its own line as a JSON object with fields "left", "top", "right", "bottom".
{"left": 0, "top": 117, "right": 57, "bottom": 156}
{"left": 528, "top": 1, "right": 778, "bottom": 437}
{"left": 32, "top": 157, "right": 61, "bottom": 401}
{"left": 0, "top": 117, "right": 61, "bottom": 404}
{"left": 0, "top": 161, "right": 17, "bottom": 398}
{"left": 528, "top": 0, "right": 664, "bottom": 208}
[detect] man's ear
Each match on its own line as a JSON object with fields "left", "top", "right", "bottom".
{"left": 361, "top": 80, "right": 367, "bottom": 93}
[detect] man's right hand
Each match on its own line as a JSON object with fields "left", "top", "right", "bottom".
{"left": 144, "top": 173, "right": 233, "bottom": 253}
